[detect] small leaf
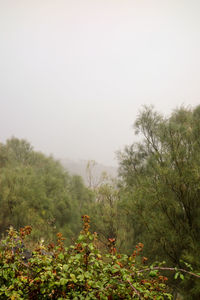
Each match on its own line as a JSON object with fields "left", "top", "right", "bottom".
{"left": 78, "top": 235, "right": 85, "bottom": 241}
{"left": 63, "top": 264, "right": 68, "bottom": 272}
{"left": 60, "top": 278, "right": 68, "bottom": 285}
{"left": 58, "top": 253, "right": 64, "bottom": 260}
{"left": 174, "top": 272, "right": 179, "bottom": 279}
{"left": 70, "top": 273, "right": 77, "bottom": 282}
{"left": 149, "top": 270, "right": 158, "bottom": 277}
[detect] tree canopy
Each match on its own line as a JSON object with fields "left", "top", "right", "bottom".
{"left": 118, "top": 105, "right": 200, "bottom": 298}
{"left": 1, "top": 105, "right": 200, "bottom": 298}
{"left": 0, "top": 137, "right": 93, "bottom": 244}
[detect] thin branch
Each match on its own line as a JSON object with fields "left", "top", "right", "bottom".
{"left": 137, "top": 267, "right": 200, "bottom": 279}
{"left": 127, "top": 280, "right": 142, "bottom": 299}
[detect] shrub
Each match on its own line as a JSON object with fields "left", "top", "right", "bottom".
{"left": 0, "top": 216, "right": 173, "bottom": 299}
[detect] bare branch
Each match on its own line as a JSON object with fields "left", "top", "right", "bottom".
{"left": 137, "top": 267, "right": 200, "bottom": 279}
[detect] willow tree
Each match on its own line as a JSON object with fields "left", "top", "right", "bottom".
{"left": 118, "top": 106, "right": 200, "bottom": 298}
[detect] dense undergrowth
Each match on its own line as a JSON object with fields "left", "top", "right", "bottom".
{"left": 0, "top": 216, "right": 173, "bottom": 300}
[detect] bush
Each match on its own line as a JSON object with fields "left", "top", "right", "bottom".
{"left": 0, "top": 216, "right": 172, "bottom": 299}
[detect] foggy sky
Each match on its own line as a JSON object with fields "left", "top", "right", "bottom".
{"left": 0, "top": 0, "right": 200, "bottom": 166}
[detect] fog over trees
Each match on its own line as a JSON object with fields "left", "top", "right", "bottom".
{"left": 0, "top": 105, "right": 200, "bottom": 298}
{"left": 1, "top": 1, "right": 200, "bottom": 166}
{"left": 1, "top": 1, "right": 200, "bottom": 297}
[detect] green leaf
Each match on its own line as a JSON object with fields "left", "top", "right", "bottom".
{"left": 78, "top": 235, "right": 85, "bottom": 241}
{"left": 63, "top": 264, "right": 68, "bottom": 272}
{"left": 174, "top": 272, "right": 179, "bottom": 280}
{"left": 58, "top": 253, "right": 64, "bottom": 260}
{"left": 149, "top": 270, "right": 158, "bottom": 277}
{"left": 70, "top": 273, "right": 77, "bottom": 282}
{"left": 77, "top": 274, "right": 84, "bottom": 281}
{"left": 60, "top": 278, "right": 68, "bottom": 285}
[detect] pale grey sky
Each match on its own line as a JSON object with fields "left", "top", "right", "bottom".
{"left": 0, "top": 0, "right": 200, "bottom": 166}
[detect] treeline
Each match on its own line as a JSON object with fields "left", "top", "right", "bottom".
{"left": 0, "top": 105, "right": 200, "bottom": 298}
{"left": 0, "top": 138, "right": 93, "bottom": 244}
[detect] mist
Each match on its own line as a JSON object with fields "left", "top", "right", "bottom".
{"left": 1, "top": 0, "right": 200, "bottom": 166}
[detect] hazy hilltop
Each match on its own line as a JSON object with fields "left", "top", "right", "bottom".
{"left": 60, "top": 158, "right": 118, "bottom": 185}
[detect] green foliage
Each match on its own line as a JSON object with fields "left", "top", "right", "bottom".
{"left": 0, "top": 216, "right": 172, "bottom": 299}
{"left": 0, "top": 137, "right": 93, "bottom": 244}
{"left": 88, "top": 179, "right": 135, "bottom": 254}
{"left": 1, "top": 104, "right": 200, "bottom": 299}
{"left": 118, "top": 105, "right": 200, "bottom": 297}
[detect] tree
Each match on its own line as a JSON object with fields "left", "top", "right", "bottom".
{"left": 0, "top": 137, "right": 94, "bottom": 245}
{"left": 86, "top": 165, "right": 134, "bottom": 253}
{"left": 118, "top": 106, "right": 200, "bottom": 298}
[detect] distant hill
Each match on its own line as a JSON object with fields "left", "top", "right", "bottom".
{"left": 60, "top": 158, "right": 118, "bottom": 186}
